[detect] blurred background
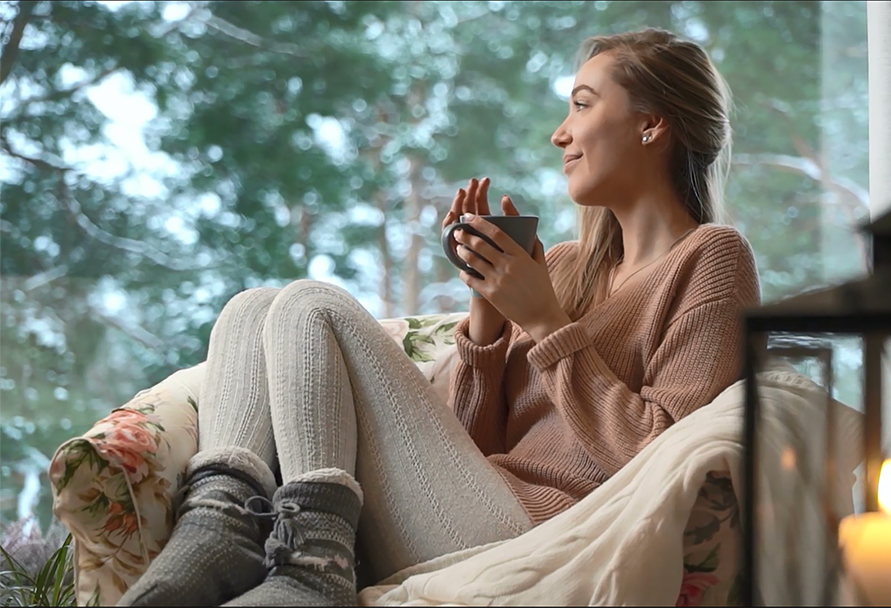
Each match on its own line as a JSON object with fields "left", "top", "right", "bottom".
{"left": 0, "top": 0, "right": 871, "bottom": 528}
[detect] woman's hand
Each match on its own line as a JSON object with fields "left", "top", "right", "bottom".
{"left": 454, "top": 196, "right": 571, "bottom": 343}
{"left": 441, "top": 176, "right": 492, "bottom": 231}
{"left": 443, "top": 177, "right": 505, "bottom": 346}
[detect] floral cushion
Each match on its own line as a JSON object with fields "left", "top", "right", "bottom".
{"left": 49, "top": 312, "right": 740, "bottom": 607}
{"left": 378, "top": 314, "right": 463, "bottom": 402}
{"left": 680, "top": 472, "right": 742, "bottom": 606}
{"left": 49, "top": 371, "right": 201, "bottom": 606}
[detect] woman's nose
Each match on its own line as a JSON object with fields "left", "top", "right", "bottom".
{"left": 551, "top": 121, "right": 570, "bottom": 148}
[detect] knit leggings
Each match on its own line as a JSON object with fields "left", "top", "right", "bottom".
{"left": 197, "top": 280, "right": 532, "bottom": 583}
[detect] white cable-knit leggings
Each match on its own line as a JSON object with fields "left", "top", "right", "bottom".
{"left": 197, "top": 280, "right": 532, "bottom": 582}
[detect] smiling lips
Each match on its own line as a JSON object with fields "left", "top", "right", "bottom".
{"left": 563, "top": 154, "right": 582, "bottom": 173}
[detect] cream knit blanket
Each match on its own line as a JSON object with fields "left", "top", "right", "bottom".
{"left": 359, "top": 366, "right": 862, "bottom": 606}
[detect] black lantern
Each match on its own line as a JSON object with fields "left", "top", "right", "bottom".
{"left": 741, "top": 208, "right": 891, "bottom": 606}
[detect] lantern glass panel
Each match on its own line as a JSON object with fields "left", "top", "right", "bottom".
{"left": 748, "top": 331, "right": 869, "bottom": 606}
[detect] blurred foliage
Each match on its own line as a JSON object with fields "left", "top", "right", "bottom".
{"left": 0, "top": 1, "right": 870, "bottom": 526}
{"left": 0, "top": 517, "right": 75, "bottom": 607}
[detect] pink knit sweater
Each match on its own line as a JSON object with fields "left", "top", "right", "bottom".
{"left": 448, "top": 224, "right": 761, "bottom": 524}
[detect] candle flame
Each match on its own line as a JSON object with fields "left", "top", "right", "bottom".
{"left": 780, "top": 447, "right": 796, "bottom": 470}
{"left": 880, "top": 459, "right": 891, "bottom": 516}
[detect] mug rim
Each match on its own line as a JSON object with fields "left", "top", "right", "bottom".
{"left": 457, "top": 213, "right": 539, "bottom": 220}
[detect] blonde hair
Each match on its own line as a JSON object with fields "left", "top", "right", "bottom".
{"left": 553, "top": 28, "right": 733, "bottom": 320}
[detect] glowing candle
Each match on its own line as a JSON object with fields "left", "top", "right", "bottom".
{"left": 839, "top": 460, "right": 891, "bottom": 606}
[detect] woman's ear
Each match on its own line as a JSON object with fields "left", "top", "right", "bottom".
{"left": 639, "top": 114, "right": 670, "bottom": 145}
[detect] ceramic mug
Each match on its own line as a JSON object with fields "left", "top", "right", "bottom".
{"left": 441, "top": 214, "right": 539, "bottom": 297}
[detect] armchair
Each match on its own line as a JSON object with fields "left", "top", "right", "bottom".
{"left": 49, "top": 312, "right": 741, "bottom": 606}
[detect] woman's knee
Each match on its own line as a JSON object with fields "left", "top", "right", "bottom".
{"left": 279, "top": 278, "right": 351, "bottom": 300}
{"left": 266, "top": 279, "right": 363, "bottom": 327}
{"left": 216, "top": 287, "right": 280, "bottom": 327}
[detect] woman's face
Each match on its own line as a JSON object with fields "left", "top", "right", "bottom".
{"left": 551, "top": 52, "right": 652, "bottom": 207}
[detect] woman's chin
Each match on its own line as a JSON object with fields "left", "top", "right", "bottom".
{"left": 567, "top": 179, "right": 618, "bottom": 208}
{"left": 567, "top": 187, "right": 602, "bottom": 208}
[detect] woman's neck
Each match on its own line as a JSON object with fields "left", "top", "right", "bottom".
{"left": 611, "top": 189, "right": 700, "bottom": 267}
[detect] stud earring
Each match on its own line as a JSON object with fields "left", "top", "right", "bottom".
{"left": 642, "top": 133, "right": 652, "bottom": 143}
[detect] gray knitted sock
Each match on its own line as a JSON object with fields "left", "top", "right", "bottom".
{"left": 224, "top": 469, "right": 363, "bottom": 607}
{"left": 117, "top": 447, "right": 277, "bottom": 607}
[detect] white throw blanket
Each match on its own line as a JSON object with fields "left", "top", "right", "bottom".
{"left": 358, "top": 365, "right": 863, "bottom": 607}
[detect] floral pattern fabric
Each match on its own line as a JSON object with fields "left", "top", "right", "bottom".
{"left": 49, "top": 312, "right": 740, "bottom": 607}
{"left": 49, "top": 383, "right": 199, "bottom": 606}
{"left": 678, "top": 472, "right": 741, "bottom": 606}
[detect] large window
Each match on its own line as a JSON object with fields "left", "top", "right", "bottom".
{"left": 0, "top": 0, "right": 870, "bottom": 527}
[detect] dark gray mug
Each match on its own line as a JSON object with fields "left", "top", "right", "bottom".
{"left": 441, "top": 214, "right": 539, "bottom": 297}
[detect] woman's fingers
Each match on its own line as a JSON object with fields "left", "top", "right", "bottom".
{"left": 446, "top": 187, "right": 522, "bottom": 223}
{"left": 456, "top": 242, "right": 493, "bottom": 273}
{"left": 453, "top": 188, "right": 465, "bottom": 214}
{"left": 501, "top": 194, "right": 520, "bottom": 216}
{"left": 447, "top": 177, "right": 505, "bottom": 223}
{"left": 465, "top": 178, "right": 479, "bottom": 216}
{"left": 442, "top": 210, "right": 456, "bottom": 230}
{"left": 455, "top": 229, "right": 501, "bottom": 268}
{"left": 477, "top": 177, "right": 491, "bottom": 215}
{"left": 443, "top": 188, "right": 465, "bottom": 229}
{"left": 459, "top": 214, "right": 520, "bottom": 257}
{"left": 532, "top": 238, "right": 546, "bottom": 265}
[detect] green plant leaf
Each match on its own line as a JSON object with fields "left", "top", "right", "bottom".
{"left": 0, "top": 533, "right": 75, "bottom": 607}
{"left": 85, "top": 587, "right": 102, "bottom": 607}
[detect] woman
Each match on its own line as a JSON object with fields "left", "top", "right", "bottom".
{"left": 119, "top": 27, "right": 760, "bottom": 607}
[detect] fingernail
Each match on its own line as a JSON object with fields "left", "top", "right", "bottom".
{"left": 464, "top": 213, "right": 476, "bottom": 220}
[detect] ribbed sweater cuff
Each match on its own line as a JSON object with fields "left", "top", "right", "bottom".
{"left": 527, "top": 321, "right": 594, "bottom": 371}
{"left": 454, "top": 317, "right": 513, "bottom": 368}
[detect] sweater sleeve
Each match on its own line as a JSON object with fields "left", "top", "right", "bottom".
{"left": 525, "top": 235, "right": 760, "bottom": 476}
{"left": 447, "top": 240, "right": 579, "bottom": 456}
{"left": 447, "top": 317, "right": 513, "bottom": 455}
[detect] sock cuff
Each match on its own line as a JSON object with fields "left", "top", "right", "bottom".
{"left": 188, "top": 446, "right": 278, "bottom": 498}
{"left": 285, "top": 468, "right": 364, "bottom": 505}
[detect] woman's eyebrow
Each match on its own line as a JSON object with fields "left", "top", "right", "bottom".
{"left": 571, "top": 84, "right": 597, "bottom": 98}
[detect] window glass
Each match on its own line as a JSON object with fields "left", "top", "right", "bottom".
{"left": 0, "top": 0, "right": 870, "bottom": 527}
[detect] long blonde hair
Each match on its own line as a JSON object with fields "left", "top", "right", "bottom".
{"left": 553, "top": 28, "right": 733, "bottom": 320}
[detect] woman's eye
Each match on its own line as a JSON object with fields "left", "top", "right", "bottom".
{"left": 573, "top": 101, "right": 588, "bottom": 111}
